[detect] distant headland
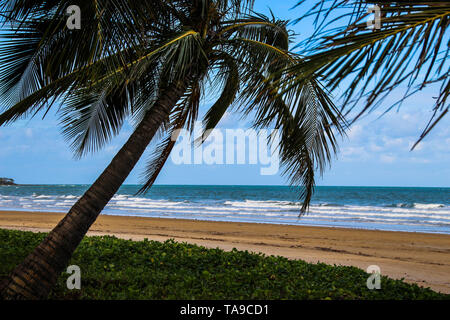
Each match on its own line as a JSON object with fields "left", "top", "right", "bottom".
{"left": 0, "top": 178, "right": 17, "bottom": 186}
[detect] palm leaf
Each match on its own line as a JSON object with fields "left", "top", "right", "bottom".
{"left": 200, "top": 53, "right": 239, "bottom": 142}
{"left": 292, "top": 0, "right": 450, "bottom": 145}
{"left": 137, "top": 82, "right": 202, "bottom": 194}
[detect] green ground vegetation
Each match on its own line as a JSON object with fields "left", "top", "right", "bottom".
{"left": 0, "top": 229, "right": 447, "bottom": 300}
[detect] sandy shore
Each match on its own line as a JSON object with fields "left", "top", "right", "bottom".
{"left": 0, "top": 210, "right": 449, "bottom": 294}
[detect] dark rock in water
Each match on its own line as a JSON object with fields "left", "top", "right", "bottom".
{"left": 0, "top": 178, "right": 17, "bottom": 186}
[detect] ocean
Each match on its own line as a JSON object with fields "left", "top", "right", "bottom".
{"left": 0, "top": 185, "right": 449, "bottom": 234}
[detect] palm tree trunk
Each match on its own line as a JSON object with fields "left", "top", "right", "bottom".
{"left": 0, "top": 80, "right": 188, "bottom": 300}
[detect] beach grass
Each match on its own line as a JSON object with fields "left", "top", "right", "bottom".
{"left": 0, "top": 228, "right": 447, "bottom": 300}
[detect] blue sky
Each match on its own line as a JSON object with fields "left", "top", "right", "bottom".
{"left": 0, "top": 0, "right": 449, "bottom": 187}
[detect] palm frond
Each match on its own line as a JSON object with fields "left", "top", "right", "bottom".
{"left": 242, "top": 68, "right": 345, "bottom": 212}
{"left": 219, "top": 16, "right": 346, "bottom": 212}
{"left": 292, "top": 1, "right": 450, "bottom": 145}
{"left": 137, "top": 82, "right": 203, "bottom": 194}
{"left": 201, "top": 54, "right": 239, "bottom": 142}
{"left": 59, "top": 81, "right": 130, "bottom": 158}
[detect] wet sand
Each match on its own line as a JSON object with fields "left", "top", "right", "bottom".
{"left": 1, "top": 210, "right": 449, "bottom": 294}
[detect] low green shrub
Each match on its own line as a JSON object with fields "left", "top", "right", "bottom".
{"left": 0, "top": 229, "right": 447, "bottom": 300}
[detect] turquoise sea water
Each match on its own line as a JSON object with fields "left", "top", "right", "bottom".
{"left": 0, "top": 185, "right": 449, "bottom": 234}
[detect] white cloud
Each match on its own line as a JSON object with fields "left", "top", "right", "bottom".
{"left": 25, "top": 128, "right": 33, "bottom": 138}
{"left": 346, "top": 124, "right": 363, "bottom": 140}
{"left": 380, "top": 154, "right": 396, "bottom": 163}
{"left": 369, "top": 143, "right": 383, "bottom": 152}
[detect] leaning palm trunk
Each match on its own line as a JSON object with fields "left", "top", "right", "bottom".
{"left": 0, "top": 81, "right": 187, "bottom": 300}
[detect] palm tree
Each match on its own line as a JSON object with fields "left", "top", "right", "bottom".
{"left": 0, "top": 0, "right": 345, "bottom": 299}
{"left": 291, "top": 0, "right": 449, "bottom": 147}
